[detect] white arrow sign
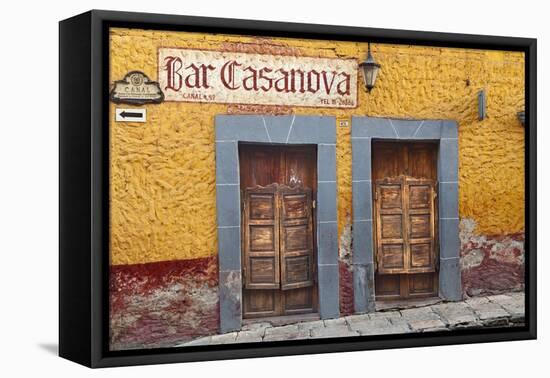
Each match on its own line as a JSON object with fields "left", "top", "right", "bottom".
{"left": 115, "top": 108, "right": 147, "bottom": 122}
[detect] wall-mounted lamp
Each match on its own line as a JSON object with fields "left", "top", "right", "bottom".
{"left": 517, "top": 111, "right": 525, "bottom": 126}
{"left": 478, "top": 89, "right": 487, "bottom": 120}
{"left": 359, "top": 43, "right": 381, "bottom": 93}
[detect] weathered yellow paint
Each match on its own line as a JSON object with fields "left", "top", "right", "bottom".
{"left": 109, "top": 28, "right": 525, "bottom": 265}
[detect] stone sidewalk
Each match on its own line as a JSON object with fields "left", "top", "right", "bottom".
{"left": 176, "top": 292, "right": 525, "bottom": 347}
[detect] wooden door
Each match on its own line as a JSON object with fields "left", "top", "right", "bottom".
{"left": 240, "top": 144, "right": 317, "bottom": 319}
{"left": 372, "top": 141, "right": 439, "bottom": 301}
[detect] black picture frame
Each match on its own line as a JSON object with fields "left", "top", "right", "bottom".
{"left": 59, "top": 9, "right": 537, "bottom": 368}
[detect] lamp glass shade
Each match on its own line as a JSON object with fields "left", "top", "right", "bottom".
{"left": 361, "top": 63, "right": 380, "bottom": 91}
{"left": 359, "top": 44, "right": 381, "bottom": 92}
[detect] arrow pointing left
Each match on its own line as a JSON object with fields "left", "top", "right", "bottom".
{"left": 115, "top": 108, "right": 146, "bottom": 123}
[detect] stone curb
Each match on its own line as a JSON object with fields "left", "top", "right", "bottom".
{"left": 175, "top": 292, "right": 525, "bottom": 347}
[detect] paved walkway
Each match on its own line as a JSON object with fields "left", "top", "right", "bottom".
{"left": 176, "top": 292, "right": 525, "bottom": 347}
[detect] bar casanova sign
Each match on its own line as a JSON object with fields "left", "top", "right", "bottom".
{"left": 158, "top": 48, "right": 358, "bottom": 108}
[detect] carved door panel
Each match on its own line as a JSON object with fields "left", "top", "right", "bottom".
{"left": 279, "top": 185, "right": 314, "bottom": 291}
{"left": 372, "top": 141, "right": 439, "bottom": 301}
{"left": 240, "top": 144, "right": 317, "bottom": 318}
{"left": 406, "top": 178, "right": 437, "bottom": 274}
{"left": 375, "top": 176, "right": 437, "bottom": 275}
{"left": 375, "top": 178, "right": 407, "bottom": 274}
{"left": 243, "top": 184, "right": 280, "bottom": 290}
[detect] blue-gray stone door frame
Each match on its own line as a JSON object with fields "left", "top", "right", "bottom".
{"left": 215, "top": 115, "right": 340, "bottom": 333}
{"left": 351, "top": 116, "right": 461, "bottom": 313}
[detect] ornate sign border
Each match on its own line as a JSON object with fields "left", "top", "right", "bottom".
{"left": 109, "top": 70, "right": 164, "bottom": 105}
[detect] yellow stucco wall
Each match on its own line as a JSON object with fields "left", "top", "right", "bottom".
{"left": 109, "top": 28, "right": 525, "bottom": 266}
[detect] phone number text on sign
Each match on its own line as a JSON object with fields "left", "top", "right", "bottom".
{"left": 158, "top": 48, "right": 358, "bottom": 108}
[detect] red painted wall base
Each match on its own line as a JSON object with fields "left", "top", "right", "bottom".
{"left": 339, "top": 260, "right": 354, "bottom": 316}
{"left": 109, "top": 256, "right": 219, "bottom": 350}
{"left": 461, "top": 233, "right": 525, "bottom": 297}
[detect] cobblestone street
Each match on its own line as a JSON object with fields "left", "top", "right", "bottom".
{"left": 176, "top": 292, "right": 525, "bottom": 347}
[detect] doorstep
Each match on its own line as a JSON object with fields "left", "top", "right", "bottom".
{"left": 375, "top": 296, "right": 444, "bottom": 311}
{"left": 242, "top": 312, "right": 321, "bottom": 328}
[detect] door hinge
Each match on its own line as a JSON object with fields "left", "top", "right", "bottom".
{"left": 312, "top": 200, "right": 316, "bottom": 209}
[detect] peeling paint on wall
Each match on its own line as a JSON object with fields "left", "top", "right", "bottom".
{"left": 339, "top": 215, "right": 353, "bottom": 263}
{"left": 460, "top": 218, "right": 524, "bottom": 297}
{"left": 339, "top": 262, "right": 354, "bottom": 316}
{"left": 339, "top": 216, "right": 354, "bottom": 315}
{"left": 109, "top": 256, "right": 219, "bottom": 350}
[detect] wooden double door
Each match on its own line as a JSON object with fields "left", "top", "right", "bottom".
{"left": 372, "top": 141, "right": 440, "bottom": 301}
{"left": 239, "top": 144, "right": 318, "bottom": 319}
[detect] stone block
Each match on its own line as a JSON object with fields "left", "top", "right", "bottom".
{"left": 219, "top": 270, "right": 242, "bottom": 333}
{"left": 318, "top": 144, "right": 337, "bottom": 182}
{"left": 236, "top": 330, "right": 264, "bottom": 343}
{"left": 439, "top": 138, "right": 459, "bottom": 182}
{"left": 487, "top": 294, "right": 513, "bottom": 303}
{"left": 216, "top": 184, "right": 240, "bottom": 227}
{"left": 409, "top": 319, "right": 447, "bottom": 332}
{"left": 440, "top": 257, "right": 462, "bottom": 301}
{"left": 310, "top": 325, "right": 358, "bottom": 339}
{"left": 353, "top": 263, "right": 375, "bottom": 313}
{"left": 215, "top": 115, "right": 268, "bottom": 142}
{"left": 465, "top": 296, "right": 490, "bottom": 305}
{"left": 324, "top": 317, "right": 348, "bottom": 327}
{"left": 413, "top": 120, "right": 442, "bottom": 139}
{"left": 209, "top": 332, "right": 238, "bottom": 345}
{"left": 352, "top": 221, "right": 373, "bottom": 264}
{"left": 345, "top": 314, "right": 370, "bottom": 325}
{"left": 440, "top": 218, "right": 460, "bottom": 259}
{"left": 401, "top": 307, "right": 442, "bottom": 322}
{"left": 241, "top": 322, "right": 272, "bottom": 332}
{"left": 441, "top": 120, "right": 459, "bottom": 138}
{"left": 318, "top": 264, "right": 340, "bottom": 319}
{"left": 289, "top": 116, "right": 335, "bottom": 144}
{"left": 263, "top": 115, "right": 293, "bottom": 143}
{"left": 432, "top": 302, "right": 477, "bottom": 327}
{"left": 439, "top": 182, "right": 459, "bottom": 219}
{"left": 318, "top": 221, "right": 338, "bottom": 265}
{"left": 468, "top": 301, "right": 509, "bottom": 321}
{"left": 178, "top": 336, "right": 212, "bottom": 347}
{"left": 351, "top": 138, "right": 371, "bottom": 181}
{"left": 348, "top": 317, "right": 391, "bottom": 333}
{"left": 217, "top": 226, "right": 241, "bottom": 271}
{"left": 264, "top": 324, "right": 310, "bottom": 341}
{"left": 215, "top": 141, "right": 238, "bottom": 184}
{"left": 317, "top": 182, "right": 337, "bottom": 222}
{"left": 487, "top": 293, "right": 525, "bottom": 317}
{"left": 352, "top": 317, "right": 411, "bottom": 336}
{"left": 352, "top": 180, "right": 372, "bottom": 221}
{"left": 391, "top": 119, "right": 422, "bottom": 139}
{"left": 369, "top": 311, "right": 402, "bottom": 320}
{"left": 297, "top": 320, "right": 325, "bottom": 331}
{"left": 351, "top": 117, "right": 396, "bottom": 138}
